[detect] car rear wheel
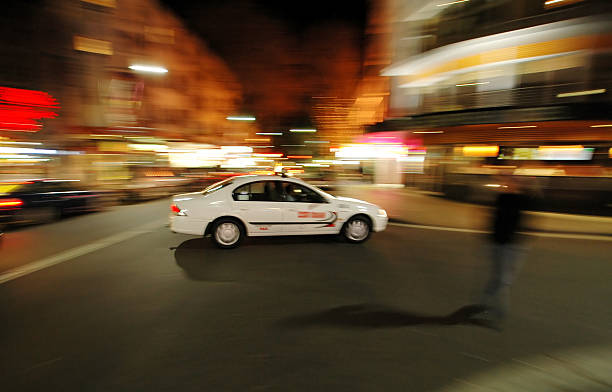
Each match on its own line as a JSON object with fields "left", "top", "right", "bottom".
{"left": 211, "top": 218, "right": 244, "bottom": 249}
{"left": 342, "top": 215, "right": 371, "bottom": 243}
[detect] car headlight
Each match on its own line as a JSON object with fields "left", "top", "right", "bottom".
{"left": 377, "top": 209, "right": 387, "bottom": 217}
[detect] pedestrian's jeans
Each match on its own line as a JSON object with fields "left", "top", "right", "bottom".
{"left": 480, "top": 242, "right": 525, "bottom": 320}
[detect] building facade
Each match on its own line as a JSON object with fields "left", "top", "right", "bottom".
{"left": 0, "top": 0, "right": 249, "bottom": 183}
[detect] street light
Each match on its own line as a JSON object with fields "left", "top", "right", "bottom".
{"left": 289, "top": 129, "right": 317, "bottom": 133}
{"left": 128, "top": 65, "right": 168, "bottom": 73}
{"left": 226, "top": 116, "right": 256, "bottom": 121}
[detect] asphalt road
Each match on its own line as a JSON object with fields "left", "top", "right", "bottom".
{"left": 1, "top": 199, "right": 611, "bottom": 391}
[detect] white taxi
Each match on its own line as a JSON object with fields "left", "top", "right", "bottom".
{"left": 170, "top": 175, "right": 387, "bottom": 248}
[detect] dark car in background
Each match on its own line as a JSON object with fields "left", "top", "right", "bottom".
{"left": 0, "top": 179, "right": 108, "bottom": 226}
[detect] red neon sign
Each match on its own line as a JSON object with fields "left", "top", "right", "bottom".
{"left": 0, "top": 87, "right": 59, "bottom": 132}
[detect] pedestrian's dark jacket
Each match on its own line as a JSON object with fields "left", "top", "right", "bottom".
{"left": 492, "top": 192, "right": 527, "bottom": 244}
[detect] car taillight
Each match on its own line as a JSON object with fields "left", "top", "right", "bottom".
{"left": 0, "top": 198, "right": 23, "bottom": 209}
{"left": 170, "top": 204, "right": 181, "bottom": 214}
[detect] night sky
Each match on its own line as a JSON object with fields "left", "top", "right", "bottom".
{"left": 160, "top": 0, "right": 369, "bottom": 129}
{"left": 162, "top": 0, "right": 368, "bottom": 34}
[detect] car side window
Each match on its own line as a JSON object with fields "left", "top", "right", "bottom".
{"left": 233, "top": 184, "right": 250, "bottom": 201}
{"left": 232, "top": 181, "right": 280, "bottom": 202}
{"left": 283, "top": 182, "right": 324, "bottom": 203}
{"left": 249, "top": 182, "right": 267, "bottom": 201}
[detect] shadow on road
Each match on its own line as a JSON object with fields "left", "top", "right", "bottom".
{"left": 173, "top": 235, "right": 353, "bottom": 282}
{"left": 279, "top": 303, "right": 495, "bottom": 330}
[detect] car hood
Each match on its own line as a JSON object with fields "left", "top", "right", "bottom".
{"left": 333, "top": 196, "right": 376, "bottom": 207}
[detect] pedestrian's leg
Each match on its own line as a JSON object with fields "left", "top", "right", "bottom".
{"left": 496, "top": 243, "right": 521, "bottom": 320}
{"left": 481, "top": 243, "right": 503, "bottom": 307}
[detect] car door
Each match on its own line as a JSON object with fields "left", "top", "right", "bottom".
{"left": 280, "top": 181, "right": 338, "bottom": 234}
{"left": 231, "top": 180, "right": 283, "bottom": 235}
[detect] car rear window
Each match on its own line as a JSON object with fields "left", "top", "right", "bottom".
{"left": 202, "top": 178, "right": 234, "bottom": 195}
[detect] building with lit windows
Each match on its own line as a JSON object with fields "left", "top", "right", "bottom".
{"left": 0, "top": 0, "right": 247, "bottom": 183}
{"left": 360, "top": 0, "right": 612, "bottom": 204}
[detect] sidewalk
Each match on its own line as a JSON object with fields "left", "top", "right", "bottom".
{"left": 334, "top": 185, "right": 612, "bottom": 236}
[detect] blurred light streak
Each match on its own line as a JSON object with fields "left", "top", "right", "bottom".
{"left": 0, "top": 198, "right": 23, "bottom": 208}
{"left": 0, "top": 147, "right": 57, "bottom": 155}
{"left": 537, "top": 145, "right": 593, "bottom": 160}
{"left": 289, "top": 129, "right": 317, "bottom": 133}
{"left": 128, "top": 143, "right": 168, "bottom": 152}
{"left": 590, "top": 124, "right": 612, "bottom": 128}
{"left": 544, "top": 0, "right": 583, "bottom": 7}
{"left": 498, "top": 125, "right": 538, "bottom": 129}
{"left": 0, "top": 87, "right": 59, "bottom": 132}
{"left": 413, "top": 131, "right": 444, "bottom": 134}
{"left": 81, "top": 0, "right": 116, "bottom": 7}
{"left": 398, "top": 156, "right": 425, "bottom": 162}
{"left": 336, "top": 144, "right": 409, "bottom": 159}
{"left": 226, "top": 116, "right": 256, "bottom": 121}
{"left": 287, "top": 155, "right": 312, "bottom": 159}
{"left": 282, "top": 144, "right": 306, "bottom": 147}
{"left": 0, "top": 87, "right": 59, "bottom": 108}
{"left": 0, "top": 141, "right": 43, "bottom": 145}
{"left": 253, "top": 153, "right": 283, "bottom": 158}
{"left": 462, "top": 146, "right": 499, "bottom": 157}
{"left": 304, "top": 140, "right": 329, "bottom": 144}
{"left": 557, "top": 89, "right": 606, "bottom": 98}
{"left": 128, "top": 65, "right": 168, "bottom": 73}
{"left": 221, "top": 146, "right": 253, "bottom": 153}
{"left": 401, "top": 35, "right": 435, "bottom": 40}
{"left": 456, "top": 82, "right": 489, "bottom": 87}
{"left": 383, "top": 17, "right": 609, "bottom": 82}
{"left": 74, "top": 36, "right": 113, "bottom": 55}
{"left": 90, "top": 134, "right": 123, "bottom": 138}
{"left": 256, "top": 132, "right": 282, "bottom": 136}
{"left": 221, "top": 158, "right": 257, "bottom": 168}
{"left": 245, "top": 138, "right": 270, "bottom": 142}
{"left": 437, "top": 0, "right": 469, "bottom": 7}
{"left": 538, "top": 145, "right": 584, "bottom": 150}
{"left": 333, "top": 160, "right": 360, "bottom": 165}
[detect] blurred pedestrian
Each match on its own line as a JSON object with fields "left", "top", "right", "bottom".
{"left": 474, "top": 174, "right": 529, "bottom": 328}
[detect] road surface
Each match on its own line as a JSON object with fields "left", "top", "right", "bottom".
{"left": 1, "top": 198, "right": 611, "bottom": 391}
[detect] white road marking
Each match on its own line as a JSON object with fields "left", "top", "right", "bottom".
{"left": 0, "top": 219, "right": 165, "bottom": 285}
{"left": 388, "top": 222, "right": 612, "bottom": 241}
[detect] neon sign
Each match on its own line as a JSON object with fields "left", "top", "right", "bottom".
{"left": 0, "top": 87, "right": 59, "bottom": 132}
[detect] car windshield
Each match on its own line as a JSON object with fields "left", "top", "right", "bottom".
{"left": 305, "top": 182, "right": 334, "bottom": 199}
{"left": 202, "top": 178, "right": 234, "bottom": 195}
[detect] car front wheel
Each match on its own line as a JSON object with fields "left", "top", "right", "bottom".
{"left": 211, "top": 218, "right": 244, "bottom": 249}
{"left": 342, "top": 215, "right": 371, "bottom": 243}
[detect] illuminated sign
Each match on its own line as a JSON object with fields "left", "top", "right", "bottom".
{"left": 0, "top": 87, "right": 59, "bottom": 132}
{"left": 462, "top": 146, "right": 499, "bottom": 157}
{"left": 74, "top": 36, "right": 113, "bottom": 55}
